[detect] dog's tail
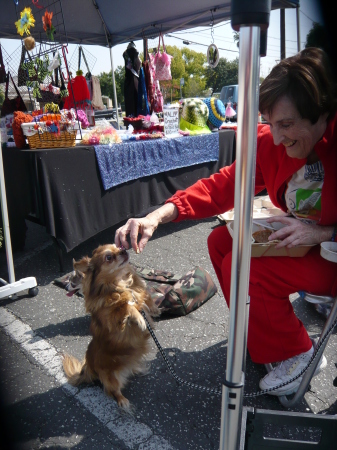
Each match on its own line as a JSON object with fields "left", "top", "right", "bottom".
{"left": 62, "top": 354, "right": 95, "bottom": 386}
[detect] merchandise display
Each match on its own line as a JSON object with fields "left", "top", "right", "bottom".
{"left": 179, "top": 98, "right": 211, "bottom": 135}
{"left": 81, "top": 120, "right": 122, "bottom": 145}
{"left": 203, "top": 97, "right": 226, "bottom": 129}
{"left": 12, "top": 111, "right": 33, "bottom": 148}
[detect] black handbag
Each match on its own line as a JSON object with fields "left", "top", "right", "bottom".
{"left": 1, "top": 72, "right": 27, "bottom": 116}
{"left": 0, "top": 44, "right": 6, "bottom": 84}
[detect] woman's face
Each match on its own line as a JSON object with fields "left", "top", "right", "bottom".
{"left": 262, "top": 96, "right": 327, "bottom": 161}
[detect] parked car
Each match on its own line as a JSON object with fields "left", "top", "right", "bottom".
{"left": 220, "top": 84, "right": 238, "bottom": 120}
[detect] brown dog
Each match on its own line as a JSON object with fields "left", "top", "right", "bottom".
{"left": 62, "top": 244, "right": 160, "bottom": 408}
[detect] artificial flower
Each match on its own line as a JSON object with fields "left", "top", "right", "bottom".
{"left": 42, "top": 11, "right": 56, "bottom": 41}
{"left": 15, "top": 7, "right": 35, "bottom": 36}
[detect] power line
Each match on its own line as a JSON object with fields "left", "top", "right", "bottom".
{"left": 166, "top": 34, "right": 239, "bottom": 53}
{"left": 300, "top": 9, "right": 317, "bottom": 23}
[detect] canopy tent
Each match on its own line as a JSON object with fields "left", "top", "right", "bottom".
{"left": 0, "top": 0, "right": 299, "bottom": 47}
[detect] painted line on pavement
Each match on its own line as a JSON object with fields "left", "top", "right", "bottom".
{"left": 0, "top": 306, "right": 176, "bottom": 450}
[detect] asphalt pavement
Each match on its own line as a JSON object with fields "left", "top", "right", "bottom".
{"left": 0, "top": 217, "right": 336, "bottom": 450}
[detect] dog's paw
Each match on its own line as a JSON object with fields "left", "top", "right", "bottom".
{"left": 117, "top": 395, "right": 130, "bottom": 409}
{"left": 137, "top": 315, "right": 147, "bottom": 331}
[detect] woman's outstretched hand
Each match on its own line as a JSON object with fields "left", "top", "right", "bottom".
{"left": 114, "top": 203, "right": 179, "bottom": 253}
{"left": 115, "top": 217, "right": 159, "bottom": 254}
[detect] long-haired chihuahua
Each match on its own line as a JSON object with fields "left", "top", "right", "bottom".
{"left": 62, "top": 244, "right": 160, "bottom": 409}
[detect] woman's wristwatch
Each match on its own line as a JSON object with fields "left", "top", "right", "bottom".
{"left": 331, "top": 226, "right": 337, "bottom": 242}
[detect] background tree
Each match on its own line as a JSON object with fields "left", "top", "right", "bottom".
{"left": 0, "top": 86, "right": 4, "bottom": 107}
{"left": 305, "top": 22, "right": 330, "bottom": 54}
{"left": 98, "top": 66, "right": 125, "bottom": 107}
{"left": 204, "top": 57, "right": 239, "bottom": 93}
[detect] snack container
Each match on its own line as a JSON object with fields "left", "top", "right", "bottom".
{"left": 320, "top": 242, "right": 337, "bottom": 263}
{"left": 226, "top": 219, "right": 316, "bottom": 257}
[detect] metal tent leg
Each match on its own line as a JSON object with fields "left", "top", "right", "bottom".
{"left": 0, "top": 140, "right": 38, "bottom": 299}
{"left": 219, "top": 2, "right": 271, "bottom": 449}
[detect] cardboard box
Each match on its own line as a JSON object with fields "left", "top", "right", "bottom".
{"left": 226, "top": 219, "right": 315, "bottom": 257}
{"left": 218, "top": 196, "right": 284, "bottom": 223}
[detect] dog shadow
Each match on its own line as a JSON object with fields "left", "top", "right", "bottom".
{"left": 34, "top": 315, "right": 91, "bottom": 339}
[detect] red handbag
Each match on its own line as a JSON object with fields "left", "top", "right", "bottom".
{"left": 1, "top": 72, "right": 27, "bottom": 117}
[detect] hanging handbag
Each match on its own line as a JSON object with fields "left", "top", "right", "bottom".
{"left": 1, "top": 72, "right": 27, "bottom": 117}
{"left": 18, "top": 44, "right": 41, "bottom": 87}
{"left": 153, "top": 80, "right": 163, "bottom": 113}
{"left": 154, "top": 33, "right": 173, "bottom": 81}
{"left": 17, "top": 45, "right": 28, "bottom": 87}
{"left": 0, "top": 44, "right": 6, "bottom": 84}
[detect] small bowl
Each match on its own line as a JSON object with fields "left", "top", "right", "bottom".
{"left": 320, "top": 241, "right": 337, "bottom": 263}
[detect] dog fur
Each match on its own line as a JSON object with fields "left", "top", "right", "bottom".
{"left": 62, "top": 244, "right": 160, "bottom": 408}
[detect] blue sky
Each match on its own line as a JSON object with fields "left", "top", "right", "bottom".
{"left": 1, "top": 1, "right": 323, "bottom": 80}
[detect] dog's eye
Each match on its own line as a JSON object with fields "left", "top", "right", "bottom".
{"left": 105, "top": 254, "right": 114, "bottom": 262}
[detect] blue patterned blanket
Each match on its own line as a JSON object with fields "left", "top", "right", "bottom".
{"left": 94, "top": 133, "right": 219, "bottom": 190}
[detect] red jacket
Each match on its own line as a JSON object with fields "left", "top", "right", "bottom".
{"left": 167, "top": 114, "right": 337, "bottom": 228}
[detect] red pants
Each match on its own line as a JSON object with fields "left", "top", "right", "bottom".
{"left": 207, "top": 226, "right": 336, "bottom": 364}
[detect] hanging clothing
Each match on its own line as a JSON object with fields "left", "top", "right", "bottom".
{"left": 64, "top": 74, "right": 91, "bottom": 110}
{"left": 123, "top": 44, "right": 141, "bottom": 117}
{"left": 142, "top": 60, "right": 155, "bottom": 114}
{"left": 91, "top": 75, "right": 105, "bottom": 110}
{"left": 137, "top": 67, "right": 150, "bottom": 116}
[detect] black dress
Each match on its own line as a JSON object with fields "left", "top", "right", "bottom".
{"left": 123, "top": 46, "right": 141, "bottom": 117}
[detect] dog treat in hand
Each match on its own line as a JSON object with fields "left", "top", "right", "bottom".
{"left": 252, "top": 229, "right": 274, "bottom": 243}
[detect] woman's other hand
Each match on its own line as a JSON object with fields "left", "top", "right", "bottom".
{"left": 266, "top": 216, "right": 335, "bottom": 248}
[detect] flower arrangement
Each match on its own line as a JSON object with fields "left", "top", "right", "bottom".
{"left": 42, "top": 11, "right": 56, "bottom": 41}
{"left": 15, "top": 7, "right": 35, "bottom": 36}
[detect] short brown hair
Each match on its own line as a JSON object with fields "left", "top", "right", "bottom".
{"left": 259, "top": 47, "right": 337, "bottom": 123}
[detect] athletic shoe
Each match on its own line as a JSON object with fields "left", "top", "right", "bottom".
{"left": 259, "top": 345, "right": 327, "bottom": 396}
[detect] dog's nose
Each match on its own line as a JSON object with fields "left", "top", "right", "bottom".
{"left": 119, "top": 247, "right": 127, "bottom": 255}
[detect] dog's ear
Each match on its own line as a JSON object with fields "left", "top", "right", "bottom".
{"left": 73, "top": 256, "right": 91, "bottom": 274}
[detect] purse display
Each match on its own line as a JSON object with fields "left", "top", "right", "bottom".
{"left": 1, "top": 72, "right": 27, "bottom": 117}
{"left": 154, "top": 33, "right": 173, "bottom": 81}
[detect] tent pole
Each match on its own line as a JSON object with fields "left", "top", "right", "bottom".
{"left": 219, "top": 2, "right": 270, "bottom": 449}
{"left": 108, "top": 46, "right": 120, "bottom": 129}
{"left": 219, "top": 26, "right": 260, "bottom": 450}
{"left": 296, "top": 5, "right": 301, "bottom": 52}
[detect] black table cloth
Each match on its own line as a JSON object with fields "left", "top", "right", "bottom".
{"left": 2, "top": 130, "right": 236, "bottom": 253}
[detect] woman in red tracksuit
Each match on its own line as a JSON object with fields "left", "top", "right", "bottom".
{"left": 115, "top": 48, "right": 337, "bottom": 396}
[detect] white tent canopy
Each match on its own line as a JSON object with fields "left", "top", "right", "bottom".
{"left": 0, "top": 0, "right": 299, "bottom": 47}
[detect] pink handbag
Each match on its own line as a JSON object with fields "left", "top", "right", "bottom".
{"left": 153, "top": 80, "right": 163, "bottom": 112}
{"left": 154, "top": 33, "right": 172, "bottom": 81}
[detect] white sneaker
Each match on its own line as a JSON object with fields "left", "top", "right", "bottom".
{"left": 259, "top": 346, "right": 327, "bottom": 396}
